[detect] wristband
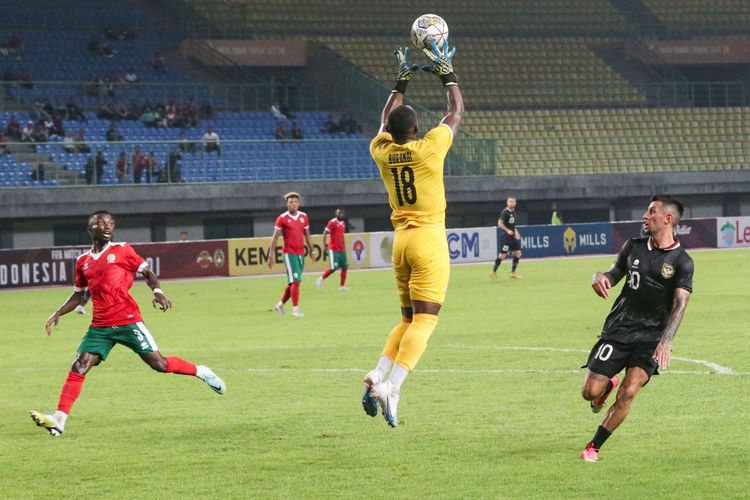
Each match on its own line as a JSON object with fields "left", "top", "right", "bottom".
{"left": 393, "top": 80, "right": 408, "bottom": 94}
{"left": 153, "top": 288, "right": 163, "bottom": 295}
{"left": 439, "top": 73, "right": 458, "bottom": 86}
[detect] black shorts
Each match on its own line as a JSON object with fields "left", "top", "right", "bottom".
{"left": 583, "top": 338, "right": 659, "bottom": 381}
{"left": 500, "top": 233, "right": 521, "bottom": 253}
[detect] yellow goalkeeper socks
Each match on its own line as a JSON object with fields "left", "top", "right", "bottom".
{"left": 382, "top": 317, "right": 412, "bottom": 361}
{"left": 395, "top": 313, "right": 439, "bottom": 371}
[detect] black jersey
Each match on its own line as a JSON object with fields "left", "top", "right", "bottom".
{"left": 600, "top": 237, "right": 694, "bottom": 344}
{"left": 500, "top": 208, "right": 516, "bottom": 231}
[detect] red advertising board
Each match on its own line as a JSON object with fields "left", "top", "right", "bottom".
{"left": 0, "top": 241, "right": 228, "bottom": 289}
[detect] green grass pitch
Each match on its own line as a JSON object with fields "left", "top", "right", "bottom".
{"left": 1, "top": 249, "right": 748, "bottom": 498}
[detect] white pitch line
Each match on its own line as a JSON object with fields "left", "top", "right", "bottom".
{"left": 233, "top": 344, "right": 740, "bottom": 375}
{"left": 241, "top": 367, "right": 745, "bottom": 376}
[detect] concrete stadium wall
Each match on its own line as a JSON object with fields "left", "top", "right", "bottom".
{"left": 1, "top": 170, "right": 749, "bottom": 249}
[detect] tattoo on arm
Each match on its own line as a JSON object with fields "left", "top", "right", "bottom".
{"left": 662, "top": 288, "right": 691, "bottom": 342}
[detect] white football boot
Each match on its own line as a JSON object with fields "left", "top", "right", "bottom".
{"left": 196, "top": 365, "right": 226, "bottom": 395}
{"left": 30, "top": 410, "right": 64, "bottom": 437}
{"left": 371, "top": 380, "right": 400, "bottom": 428}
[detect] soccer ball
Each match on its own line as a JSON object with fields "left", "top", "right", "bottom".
{"left": 410, "top": 14, "right": 449, "bottom": 51}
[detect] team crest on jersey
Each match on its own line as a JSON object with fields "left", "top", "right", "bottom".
{"left": 661, "top": 263, "right": 675, "bottom": 278}
{"left": 107, "top": 254, "right": 116, "bottom": 263}
{"left": 83, "top": 262, "right": 89, "bottom": 270}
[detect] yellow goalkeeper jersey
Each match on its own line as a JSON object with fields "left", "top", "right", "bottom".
{"left": 370, "top": 123, "right": 453, "bottom": 231}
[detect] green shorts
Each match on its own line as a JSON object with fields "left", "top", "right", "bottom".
{"left": 283, "top": 253, "right": 305, "bottom": 284}
{"left": 77, "top": 322, "right": 159, "bottom": 361}
{"left": 327, "top": 249, "right": 348, "bottom": 270}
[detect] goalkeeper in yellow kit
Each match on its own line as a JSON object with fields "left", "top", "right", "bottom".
{"left": 363, "top": 41, "right": 463, "bottom": 427}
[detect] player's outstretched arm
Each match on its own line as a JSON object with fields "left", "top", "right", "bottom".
{"left": 422, "top": 41, "right": 462, "bottom": 136}
{"left": 45, "top": 291, "right": 84, "bottom": 336}
{"left": 142, "top": 267, "right": 171, "bottom": 312}
{"left": 653, "top": 287, "right": 691, "bottom": 368}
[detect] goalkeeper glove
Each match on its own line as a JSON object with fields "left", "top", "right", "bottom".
{"left": 393, "top": 47, "right": 419, "bottom": 94}
{"left": 422, "top": 40, "right": 458, "bottom": 86}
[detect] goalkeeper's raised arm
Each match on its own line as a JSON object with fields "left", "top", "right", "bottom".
{"left": 422, "top": 41, "right": 463, "bottom": 136}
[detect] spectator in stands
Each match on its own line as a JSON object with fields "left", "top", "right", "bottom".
{"left": 33, "top": 99, "right": 51, "bottom": 121}
{"left": 62, "top": 133, "right": 77, "bottom": 153}
{"left": 31, "top": 121, "right": 49, "bottom": 142}
{"left": 97, "top": 102, "right": 117, "bottom": 120}
{"left": 270, "top": 102, "right": 286, "bottom": 121}
{"left": 106, "top": 123, "right": 123, "bottom": 142}
{"left": 51, "top": 99, "right": 68, "bottom": 120}
{"left": 291, "top": 121, "right": 304, "bottom": 140}
{"left": 112, "top": 102, "right": 129, "bottom": 120}
{"left": 275, "top": 123, "right": 287, "bottom": 140}
{"left": 202, "top": 127, "right": 220, "bottom": 154}
{"left": 103, "top": 28, "right": 117, "bottom": 40}
{"left": 143, "top": 152, "right": 158, "bottom": 183}
{"left": 115, "top": 152, "right": 129, "bottom": 184}
{"left": 321, "top": 114, "right": 337, "bottom": 134}
{"left": 125, "top": 102, "right": 141, "bottom": 120}
{"left": 166, "top": 149, "right": 182, "bottom": 183}
{"left": 0, "top": 132, "right": 7, "bottom": 154}
{"left": 51, "top": 117, "right": 65, "bottom": 138}
{"left": 5, "top": 115, "right": 21, "bottom": 140}
{"left": 179, "top": 231, "right": 189, "bottom": 242}
{"left": 154, "top": 107, "right": 168, "bottom": 128}
{"left": 21, "top": 121, "right": 34, "bottom": 142}
{"left": 118, "top": 27, "right": 136, "bottom": 40}
{"left": 338, "top": 114, "right": 362, "bottom": 134}
{"left": 150, "top": 51, "right": 166, "bottom": 72}
{"left": 87, "top": 37, "right": 116, "bottom": 58}
{"left": 1, "top": 34, "right": 24, "bottom": 59}
{"left": 66, "top": 99, "right": 86, "bottom": 121}
{"left": 85, "top": 151, "right": 106, "bottom": 184}
{"left": 124, "top": 68, "right": 139, "bottom": 84}
{"left": 178, "top": 131, "right": 196, "bottom": 153}
{"left": 132, "top": 147, "right": 145, "bottom": 183}
{"left": 140, "top": 106, "right": 157, "bottom": 127}
{"left": 74, "top": 129, "right": 91, "bottom": 153}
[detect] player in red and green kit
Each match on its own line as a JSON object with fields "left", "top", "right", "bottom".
{"left": 316, "top": 208, "right": 349, "bottom": 291}
{"left": 268, "top": 192, "right": 313, "bottom": 318}
{"left": 31, "top": 210, "right": 225, "bottom": 437}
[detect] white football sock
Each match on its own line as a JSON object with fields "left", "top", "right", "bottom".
{"left": 387, "top": 363, "right": 409, "bottom": 392}
{"left": 53, "top": 410, "right": 67, "bottom": 429}
{"left": 375, "top": 356, "right": 393, "bottom": 379}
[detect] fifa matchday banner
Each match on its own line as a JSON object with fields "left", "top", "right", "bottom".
{"left": 612, "top": 218, "right": 717, "bottom": 250}
{"left": 227, "top": 233, "right": 370, "bottom": 276}
{"left": 511, "top": 223, "right": 612, "bottom": 259}
{"left": 0, "top": 241, "right": 229, "bottom": 289}
{"left": 131, "top": 241, "right": 229, "bottom": 280}
{"left": 716, "top": 216, "right": 750, "bottom": 248}
{"left": 0, "top": 245, "right": 90, "bottom": 288}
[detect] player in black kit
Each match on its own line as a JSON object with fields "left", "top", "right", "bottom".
{"left": 490, "top": 197, "right": 522, "bottom": 279}
{"left": 580, "top": 195, "right": 694, "bottom": 462}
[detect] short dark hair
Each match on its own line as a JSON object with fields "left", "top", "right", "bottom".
{"left": 386, "top": 105, "right": 417, "bottom": 139}
{"left": 651, "top": 194, "right": 684, "bottom": 222}
{"left": 88, "top": 210, "right": 113, "bottom": 227}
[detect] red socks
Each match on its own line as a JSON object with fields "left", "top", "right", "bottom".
{"left": 340, "top": 269, "right": 347, "bottom": 286}
{"left": 165, "top": 356, "right": 198, "bottom": 376}
{"left": 281, "top": 284, "right": 291, "bottom": 304}
{"left": 322, "top": 269, "right": 334, "bottom": 279}
{"left": 57, "top": 371, "right": 85, "bottom": 414}
{"left": 290, "top": 281, "right": 300, "bottom": 306}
